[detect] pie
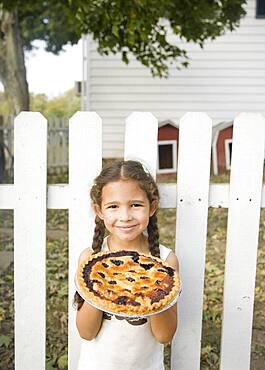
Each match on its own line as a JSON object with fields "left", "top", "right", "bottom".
{"left": 76, "top": 250, "right": 181, "bottom": 316}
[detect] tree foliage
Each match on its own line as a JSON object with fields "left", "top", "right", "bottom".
{"left": 30, "top": 89, "right": 81, "bottom": 118}
{"left": 1, "top": 0, "right": 81, "bottom": 52}
{"left": 75, "top": 0, "right": 247, "bottom": 77}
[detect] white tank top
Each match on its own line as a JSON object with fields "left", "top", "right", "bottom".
{"left": 77, "top": 242, "right": 172, "bottom": 370}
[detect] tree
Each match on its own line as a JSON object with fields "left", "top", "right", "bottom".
{"left": 0, "top": 0, "right": 80, "bottom": 114}
{"left": 30, "top": 89, "right": 81, "bottom": 118}
{"left": 0, "top": 0, "right": 246, "bottom": 114}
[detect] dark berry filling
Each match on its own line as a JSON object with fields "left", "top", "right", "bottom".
{"left": 127, "top": 277, "right": 135, "bottom": 282}
{"left": 150, "top": 289, "right": 167, "bottom": 304}
{"left": 129, "top": 301, "right": 140, "bottom": 306}
{"left": 111, "top": 259, "right": 124, "bottom": 266}
{"left": 140, "top": 263, "right": 154, "bottom": 270}
{"left": 131, "top": 254, "right": 139, "bottom": 263}
{"left": 115, "top": 296, "right": 129, "bottom": 305}
{"left": 98, "top": 272, "right": 105, "bottom": 278}
{"left": 165, "top": 266, "right": 175, "bottom": 277}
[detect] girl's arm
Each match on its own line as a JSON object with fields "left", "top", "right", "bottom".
{"left": 75, "top": 248, "right": 104, "bottom": 340}
{"left": 76, "top": 302, "right": 103, "bottom": 340}
{"left": 149, "top": 252, "right": 179, "bottom": 344}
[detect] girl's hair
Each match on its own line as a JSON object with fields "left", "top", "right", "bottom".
{"left": 74, "top": 159, "right": 160, "bottom": 309}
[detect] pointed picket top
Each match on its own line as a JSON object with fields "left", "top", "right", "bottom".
{"left": 15, "top": 111, "right": 46, "bottom": 125}
{"left": 70, "top": 110, "right": 102, "bottom": 124}
{"left": 234, "top": 112, "right": 265, "bottom": 126}
{"left": 124, "top": 112, "right": 158, "bottom": 178}
{"left": 179, "top": 111, "right": 212, "bottom": 133}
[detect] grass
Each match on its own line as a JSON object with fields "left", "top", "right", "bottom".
{"left": 0, "top": 172, "right": 265, "bottom": 369}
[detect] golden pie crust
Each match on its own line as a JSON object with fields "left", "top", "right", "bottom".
{"left": 76, "top": 250, "right": 180, "bottom": 315}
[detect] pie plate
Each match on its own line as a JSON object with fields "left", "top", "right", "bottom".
{"left": 75, "top": 275, "right": 182, "bottom": 319}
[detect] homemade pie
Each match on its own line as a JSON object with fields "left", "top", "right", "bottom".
{"left": 76, "top": 250, "right": 181, "bottom": 316}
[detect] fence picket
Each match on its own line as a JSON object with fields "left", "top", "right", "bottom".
{"left": 220, "top": 113, "right": 265, "bottom": 370}
{"left": 14, "top": 112, "right": 47, "bottom": 370}
{"left": 68, "top": 112, "right": 102, "bottom": 369}
{"left": 124, "top": 112, "right": 158, "bottom": 178}
{"left": 171, "top": 113, "right": 212, "bottom": 370}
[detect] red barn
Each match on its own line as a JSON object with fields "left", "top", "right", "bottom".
{"left": 212, "top": 121, "right": 233, "bottom": 175}
{"left": 157, "top": 119, "right": 234, "bottom": 176}
{"left": 157, "top": 120, "right": 179, "bottom": 176}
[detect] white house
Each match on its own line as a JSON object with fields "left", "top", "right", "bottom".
{"left": 81, "top": 0, "right": 265, "bottom": 165}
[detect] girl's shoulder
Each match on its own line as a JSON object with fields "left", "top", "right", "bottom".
{"left": 78, "top": 248, "right": 93, "bottom": 265}
{"left": 160, "top": 244, "right": 179, "bottom": 273}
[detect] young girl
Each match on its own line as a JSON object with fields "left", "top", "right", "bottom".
{"left": 75, "top": 160, "right": 179, "bottom": 370}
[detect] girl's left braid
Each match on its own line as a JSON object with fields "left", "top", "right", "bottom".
{"left": 147, "top": 214, "right": 160, "bottom": 258}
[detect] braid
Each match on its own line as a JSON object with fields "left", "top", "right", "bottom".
{"left": 73, "top": 291, "right": 84, "bottom": 310}
{"left": 91, "top": 216, "right": 105, "bottom": 254}
{"left": 147, "top": 213, "right": 160, "bottom": 258}
{"left": 74, "top": 217, "right": 105, "bottom": 310}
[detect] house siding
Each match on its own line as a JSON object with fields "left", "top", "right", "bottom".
{"left": 84, "top": 0, "right": 265, "bottom": 157}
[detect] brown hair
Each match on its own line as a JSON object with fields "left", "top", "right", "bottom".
{"left": 74, "top": 159, "right": 160, "bottom": 309}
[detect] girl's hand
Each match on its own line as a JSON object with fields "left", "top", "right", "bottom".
{"left": 149, "top": 251, "right": 179, "bottom": 343}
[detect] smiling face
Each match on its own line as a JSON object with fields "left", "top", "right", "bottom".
{"left": 94, "top": 179, "right": 157, "bottom": 247}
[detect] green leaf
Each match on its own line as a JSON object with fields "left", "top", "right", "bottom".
{"left": 0, "top": 334, "right": 12, "bottom": 348}
{"left": 57, "top": 354, "right": 68, "bottom": 369}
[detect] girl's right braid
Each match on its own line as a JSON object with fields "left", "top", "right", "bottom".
{"left": 91, "top": 216, "right": 105, "bottom": 254}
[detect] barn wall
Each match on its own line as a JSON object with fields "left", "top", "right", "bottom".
{"left": 217, "top": 126, "right": 233, "bottom": 173}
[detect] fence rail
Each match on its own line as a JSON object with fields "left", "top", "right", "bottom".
{"left": 0, "top": 111, "right": 264, "bottom": 370}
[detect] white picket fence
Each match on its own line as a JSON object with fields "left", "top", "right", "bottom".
{"left": 0, "top": 116, "right": 69, "bottom": 173}
{"left": 0, "top": 111, "right": 264, "bottom": 370}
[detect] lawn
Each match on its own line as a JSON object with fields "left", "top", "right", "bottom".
{"left": 0, "top": 174, "right": 264, "bottom": 369}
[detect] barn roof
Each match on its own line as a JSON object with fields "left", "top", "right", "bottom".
{"left": 212, "top": 120, "right": 233, "bottom": 137}
{"left": 159, "top": 118, "right": 234, "bottom": 141}
{"left": 158, "top": 119, "right": 178, "bottom": 129}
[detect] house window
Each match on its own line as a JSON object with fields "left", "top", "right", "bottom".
{"left": 157, "top": 140, "right": 177, "bottom": 174}
{"left": 225, "top": 139, "right": 233, "bottom": 170}
{"left": 256, "top": 0, "right": 265, "bottom": 18}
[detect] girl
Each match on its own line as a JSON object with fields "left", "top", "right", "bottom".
{"left": 75, "top": 160, "right": 179, "bottom": 370}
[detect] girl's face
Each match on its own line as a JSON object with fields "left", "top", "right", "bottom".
{"left": 95, "top": 179, "right": 156, "bottom": 244}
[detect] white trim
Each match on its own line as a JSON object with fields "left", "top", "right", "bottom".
{"left": 225, "top": 139, "right": 233, "bottom": 170}
{"left": 81, "top": 34, "right": 91, "bottom": 110}
{"left": 212, "top": 130, "right": 219, "bottom": 175}
{"left": 157, "top": 139, "right": 177, "bottom": 174}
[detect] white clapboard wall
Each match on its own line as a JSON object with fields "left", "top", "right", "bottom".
{"left": 0, "top": 111, "right": 264, "bottom": 370}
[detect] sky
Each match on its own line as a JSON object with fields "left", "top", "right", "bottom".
{"left": 0, "top": 39, "right": 83, "bottom": 98}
